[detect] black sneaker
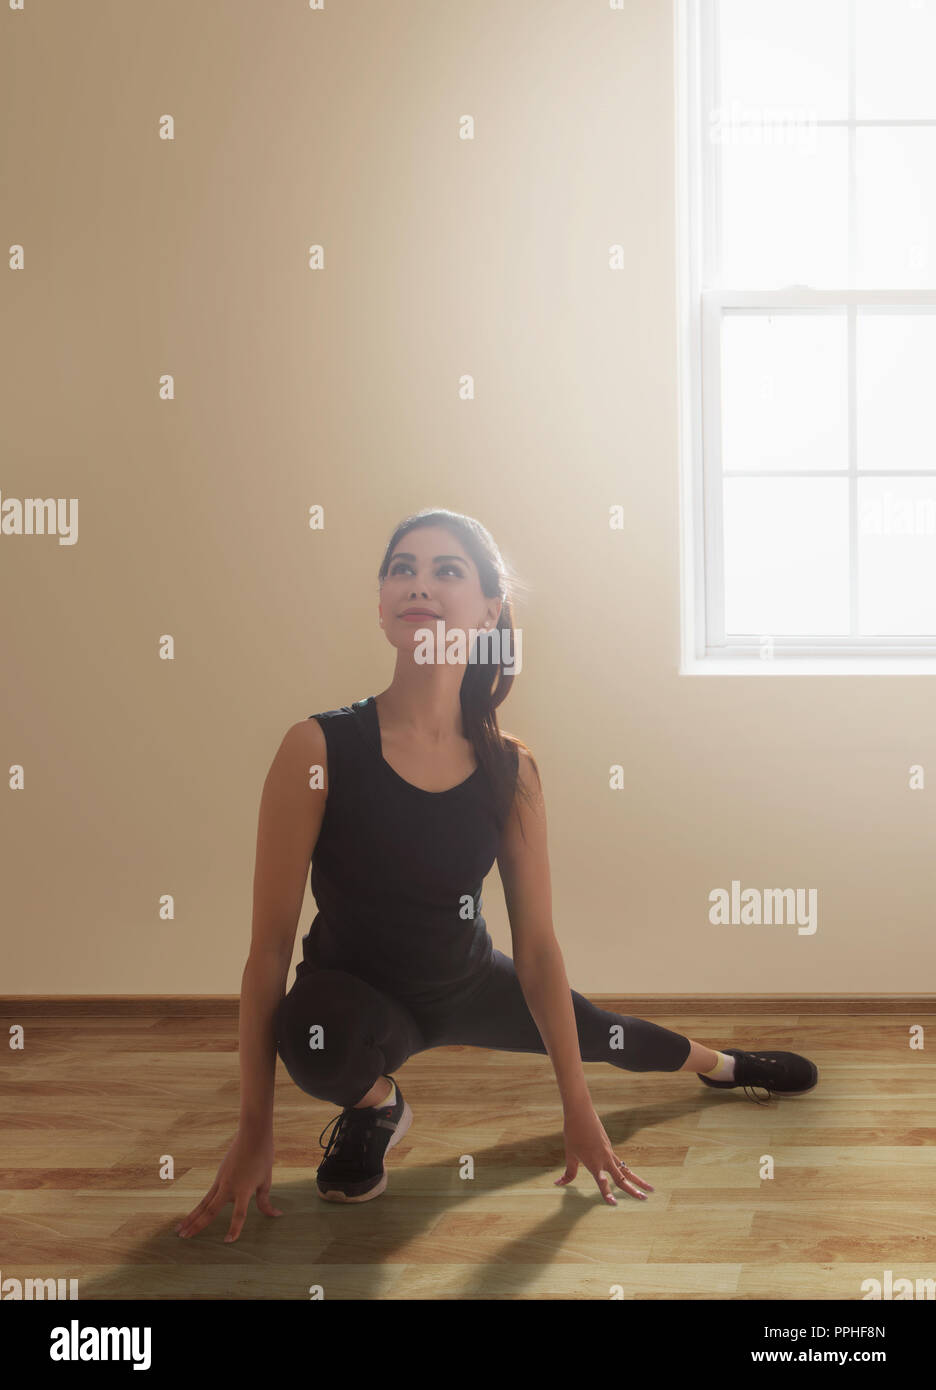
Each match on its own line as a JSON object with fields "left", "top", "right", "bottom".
{"left": 698, "top": 1048, "right": 819, "bottom": 1105}
{"left": 316, "top": 1075, "right": 412, "bottom": 1203}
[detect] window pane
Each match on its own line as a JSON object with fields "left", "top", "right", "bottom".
{"left": 720, "top": 130, "right": 848, "bottom": 287}
{"left": 856, "top": 0, "right": 936, "bottom": 120}
{"left": 856, "top": 128, "right": 936, "bottom": 289}
{"left": 706, "top": 1, "right": 936, "bottom": 650}
{"left": 859, "top": 477, "right": 936, "bottom": 633}
{"left": 718, "top": 0, "right": 849, "bottom": 119}
{"left": 722, "top": 312, "right": 848, "bottom": 472}
{"left": 857, "top": 312, "right": 936, "bottom": 470}
{"left": 723, "top": 478, "right": 850, "bottom": 635}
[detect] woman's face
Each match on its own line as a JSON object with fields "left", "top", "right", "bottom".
{"left": 378, "top": 526, "right": 502, "bottom": 653}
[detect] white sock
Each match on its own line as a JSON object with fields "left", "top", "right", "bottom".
{"left": 703, "top": 1050, "right": 736, "bottom": 1081}
{"left": 371, "top": 1077, "right": 396, "bottom": 1108}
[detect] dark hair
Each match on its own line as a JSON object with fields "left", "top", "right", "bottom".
{"left": 377, "top": 508, "right": 540, "bottom": 839}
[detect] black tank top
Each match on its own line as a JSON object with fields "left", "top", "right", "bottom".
{"left": 297, "top": 695, "right": 519, "bottom": 1006}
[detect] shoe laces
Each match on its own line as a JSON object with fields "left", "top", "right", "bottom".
{"left": 740, "top": 1053, "right": 780, "bottom": 1106}
{"left": 318, "top": 1106, "right": 378, "bottom": 1166}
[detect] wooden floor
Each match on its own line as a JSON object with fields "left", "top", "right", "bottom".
{"left": 1, "top": 1006, "right": 934, "bottom": 1300}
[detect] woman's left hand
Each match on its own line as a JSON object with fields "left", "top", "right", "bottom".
{"left": 555, "top": 1105, "right": 654, "bottom": 1205}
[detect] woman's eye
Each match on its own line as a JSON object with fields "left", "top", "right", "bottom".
{"left": 390, "top": 562, "right": 462, "bottom": 577}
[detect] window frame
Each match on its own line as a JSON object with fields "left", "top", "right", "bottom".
{"left": 676, "top": 0, "right": 936, "bottom": 672}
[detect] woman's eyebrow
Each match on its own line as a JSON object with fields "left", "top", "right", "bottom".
{"left": 390, "top": 553, "right": 470, "bottom": 566}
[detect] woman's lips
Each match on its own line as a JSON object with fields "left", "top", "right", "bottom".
{"left": 399, "top": 612, "right": 440, "bottom": 622}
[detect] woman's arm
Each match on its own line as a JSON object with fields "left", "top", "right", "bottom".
{"left": 239, "top": 717, "right": 328, "bottom": 1136}
{"left": 496, "top": 749, "right": 592, "bottom": 1115}
{"left": 496, "top": 748, "right": 654, "bottom": 1204}
{"left": 238, "top": 951, "right": 294, "bottom": 1136}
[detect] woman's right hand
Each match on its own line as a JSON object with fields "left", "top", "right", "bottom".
{"left": 175, "top": 1129, "right": 283, "bottom": 1243}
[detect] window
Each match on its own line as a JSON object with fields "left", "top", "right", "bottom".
{"left": 677, "top": 0, "right": 936, "bottom": 672}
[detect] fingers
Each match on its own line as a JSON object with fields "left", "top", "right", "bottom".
{"left": 608, "top": 1156, "right": 652, "bottom": 1200}
{"left": 175, "top": 1183, "right": 220, "bottom": 1238}
{"left": 177, "top": 1194, "right": 224, "bottom": 1239}
{"left": 176, "top": 1186, "right": 283, "bottom": 1242}
{"left": 596, "top": 1170, "right": 618, "bottom": 1206}
{"left": 255, "top": 1192, "right": 284, "bottom": 1218}
{"left": 555, "top": 1155, "right": 655, "bottom": 1204}
{"left": 223, "top": 1198, "right": 250, "bottom": 1244}
{"left": 180, "top": 1182, "right": 219, "bottom": 1225}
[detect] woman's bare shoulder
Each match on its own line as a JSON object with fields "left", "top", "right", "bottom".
{"left": 279, "top": 716, "right": 329, "bottom": 796}
{"left": 500, "top": 731, "right": 541, "bottom": 789}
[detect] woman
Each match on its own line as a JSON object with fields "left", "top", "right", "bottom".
{"left": 176, "top": 508, "right": 818, "bottom": 1243}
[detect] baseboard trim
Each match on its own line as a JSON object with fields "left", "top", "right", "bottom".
{"left": 0, "top": 995, "right": 932, "bottom": 1016}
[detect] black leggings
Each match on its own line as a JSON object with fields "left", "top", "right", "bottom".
{"left": 274, "top": 948, "right": 694, "bottom": 1107}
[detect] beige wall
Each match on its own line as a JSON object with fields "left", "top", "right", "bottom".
{"left": 2, "top": 1, "right": 925, "bottom": 995}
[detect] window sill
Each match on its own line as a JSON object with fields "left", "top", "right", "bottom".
{"left": 682, "top": 657, "right": 936, "bottom": 675}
